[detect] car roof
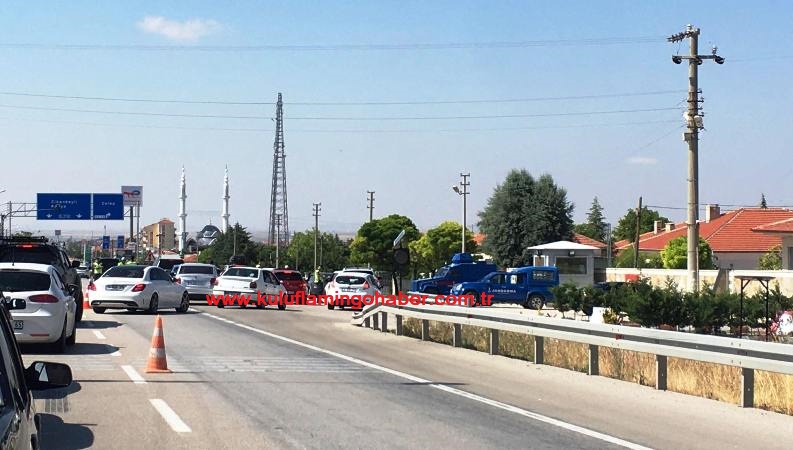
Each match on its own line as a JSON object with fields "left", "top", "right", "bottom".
{"left": 335, "top": 271, "right": 373, "bottom": 277}
{"left": 0, "top": 262, "right": 55, "bottom": 273}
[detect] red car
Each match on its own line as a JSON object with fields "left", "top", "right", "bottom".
{"left": 272, "top": 269, "right": 307, "bottom": 297}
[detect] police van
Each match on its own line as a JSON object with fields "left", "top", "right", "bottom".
{"left": 449, "top": 265, "right": 559, "bottom": 309}
{"left": 410, "top": 253, "right": 497, "bottom": 295}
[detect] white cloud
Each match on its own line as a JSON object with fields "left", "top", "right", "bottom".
{"left": 137, "top": 16, "right": 220, "bottom": 42}
{"left": 627, "top": 156, "right": 658, "bottom": 165}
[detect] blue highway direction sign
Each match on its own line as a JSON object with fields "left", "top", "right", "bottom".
{"left": 37, "top": 193, "right": 91, "bottom": 220}
{"left": 92, "top": 193, "right": 124, "bottom": 220}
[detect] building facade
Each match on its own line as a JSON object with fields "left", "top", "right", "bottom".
{"left": 142, "top": 219, "right": 176, "bottom": 252}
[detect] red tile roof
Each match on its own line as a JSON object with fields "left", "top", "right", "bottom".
{"left": 573, "top": 233, "right": 607, "bottom": 249}
{"left": 615, "top": 208, "right": 793, "bottom": 253}
{"left": 752, "top": 217, "right": 793, "bottom": 233}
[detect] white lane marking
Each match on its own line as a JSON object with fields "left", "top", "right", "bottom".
{"left": 200, "top": 311, "right": 651, "bottom": 450}
{"left": 111, "top": 350, "right": 122, "bottom": 357}
{"left": 149, "top": 399, "right": 192, "bottom": 433}
{"left": 121, "top": 365, "right": 146, "bottom": 384}
{"left": 93, "top": 330, "right": 106, "bottom": 340}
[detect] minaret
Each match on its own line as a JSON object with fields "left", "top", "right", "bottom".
{"left": 222, "top": 165, "right": 230, "bottom": 232}
{"left": 178, "top": 167, "right": 187, "bottom": 254}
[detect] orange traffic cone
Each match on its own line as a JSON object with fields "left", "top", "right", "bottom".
{"left": 83, "top": 290, "right": 91, "bottom": 311}
{"left": 145, "top": 315, "right": 171, "bottom": 373}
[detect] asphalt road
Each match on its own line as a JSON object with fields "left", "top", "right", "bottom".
{"left": 19, "top": 284, "right": 793, "bottom": 449}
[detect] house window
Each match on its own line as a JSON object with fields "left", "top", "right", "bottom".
{"left": 555, "top": 257, "right": 588, "bottom": 275}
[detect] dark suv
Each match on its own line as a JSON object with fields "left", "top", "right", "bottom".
{"left": 0, "top": 236, "right": 85, "bottom": 322}
{"left": 0, "top": 296, "right": 73, "bottom": 450}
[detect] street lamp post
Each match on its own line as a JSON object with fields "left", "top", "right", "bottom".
{"left": 452, "top": 173, "right": 470, "bottom": 253}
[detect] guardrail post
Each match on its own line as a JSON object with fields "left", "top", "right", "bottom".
{"left": 452, "top": 323, "right": 462, "bottom": 348}
{"left": 741, "top": 368, "right": 754, "bottom": 408}
{"left": 372, "top": 313, "right": 379, "bottom": 330}
{"left": 395, "top": 315, "right": 403, "bottom": 336}
{"left": 655, "top": 355, "right": 668, "bottom": 390}
{"left": 363, "top": 317, "right": 370, "bottom": 328}
{"left": 380, "top": 312, "right": 388, "bottom": 332}
{"left": 588, "top": 344, "right": 599, "bottom": 376}
{"left": 489, "top": 329, "right": 500, "bottom": 356}
{"left": 421, "top": 319, "right": 430, "bottom": 341}
{"left": 534, "top": 336, "right": 544, "bottom": 365}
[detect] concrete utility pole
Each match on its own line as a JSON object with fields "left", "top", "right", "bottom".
{"left": 633, "top": 197, "right": 643, "bottom": 268}
{"left": 222, "top": 166, "right": 230, "bottom": 232}
{"left": 312, "top": 203, "right": 321, "bottom": 269}
{"left": 178, "top": 167, "right": 187, "bottom": 255}
{"left": 452, "top": 173, "right": 471, "bottom": 253}
{"left": 366, "top": 191, "right": 375, "bottom": 222}
{"left": 668, "top": 25, "right": 724, "bottom": 292}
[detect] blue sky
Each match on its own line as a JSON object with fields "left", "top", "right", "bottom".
{"left": 1, "top": 1, "right": 792, "bottom": 237}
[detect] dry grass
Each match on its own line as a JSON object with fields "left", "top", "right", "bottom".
{"left": 545, "top": 338, "right": 589, "bottom": 373}
{"left": 668, "top": 358, "right": 740, "bottom": 404}
{"left": 498, "top": 331, "right": 535, "bottom": 361}
{"left": 756, "top": 370, "right": 793, "bottom": 415}
{"left": 387, "top": 318, "right": 793, "bottom": 416}
{"left": 599, "top": 348, "right": 655, "bottom": 387}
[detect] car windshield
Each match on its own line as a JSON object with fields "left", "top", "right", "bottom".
{"left": 158, "top": 259, "right": 183, "bottom": 270}
{"left": 0, "top": 246, "right": 58, "bottom": 265}
{"left": 180, "top": 266, "right": 214, "bottom": 275}
{"left": 335, "top": 275, "right": 367, "bottom": 285}
{"left": 223, "top": 268, "right": 259, "bottom": 278}
{"left": 434, "top": 266, "right": 450, "bottom": 278}
{"left": 275, "top": 271, "right": 303, "bottom": 281}
{"left": 104, "top": 266, "right": 145, "bottom": 279}
{"left": 0, "top": 270, "right": 51, "bottom": 292}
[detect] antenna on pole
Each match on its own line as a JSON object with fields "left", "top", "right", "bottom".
{"left": 268, "top": 93, "right": 289, "bottom": 248}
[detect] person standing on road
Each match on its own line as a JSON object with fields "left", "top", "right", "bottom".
{"left": 92, "top": 259, "right": 102, "bottom": 279}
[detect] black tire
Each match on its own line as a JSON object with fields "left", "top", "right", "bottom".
{"left": 464, "top": 290, "right": 479, "bottom": 307}
{"left": 93, "top": 307, "right": 106, "bottom": 314}
{"left": 126, "top": 308, "right": 137, "bottom": 312}
{"left": 49, "top": 320, "right": 68, "bottom": 354}
{"left": 278, "top": 303, "right": 286, "bottom": 310}
{"left": 424, "top": 287, "right": 439, "bottom": 295}
{"left": 176, "top": 293, "right": 189, "bottom": 313}
{"left": 66, "top": 319, "right": 77, "bottom": 346}
{"left": 328, "top": 302, "right": 335, "bottom": 310}
{"left": 147, "top": 294, "right": 159, "bottom": 314}
{"left": 75, "top": 290, "right": 84, "bottom": 323}
{"left": 527, "top": 294, "right": 544, "bottom": 310}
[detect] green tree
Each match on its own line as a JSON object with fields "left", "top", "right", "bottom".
{"left": 574, "top": 196, "right": 608, "bottom": 242}
{"left": 759, "top": 244, "right": 782, "bottom": 270}
{"left": 613, "top": 207, "right": 669, "bottom": 242}
{"left": 409, "top": 221, "right": 478, "bottom": 274}
{"left": 197, "top": 223, "right": 260, "bottom": 265}
{"left": 660, "top": 236, "right": 715, "bottom": 269}
{"left": 760, "top": 193, "right": 768, "bottom": 209}
{"left": 613, "top": 248, "right": 663, "bottom": 268}
{"left": 349, "top": 214, "right": 420, "bottom": 270}
{"left": 477, "top": 170, "right": 574, "bottom": 267}
{"left": 284, "top": 231, "right": 350, "bottom": 271}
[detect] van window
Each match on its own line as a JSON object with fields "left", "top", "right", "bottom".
{"left": 509, "top": 273, "right": 525, "bottom": 284}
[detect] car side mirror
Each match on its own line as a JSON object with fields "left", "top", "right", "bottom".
{"left": 25, "top": 361, "right": 73, "bottom": 390}
{"left": 71, "top": 260, "right": 81, "bottom": 269}
{"left": 2, "top": 297, "right": 26, "bottom": 310}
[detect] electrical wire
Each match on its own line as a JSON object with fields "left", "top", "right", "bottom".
{"left": 0, "top": 36, "right": 666, "bottom": 52}
{"left": 0, "top": 89, "right": 685, "bottom": 106}
{"left": 0, "top": 103, "right": 681, "bottom": 121}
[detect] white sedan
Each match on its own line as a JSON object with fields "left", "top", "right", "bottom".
{"left": 0, "top": 263, "right": 77, "bottom": 353}
{"left": 213, "top": 266, "right": 287, "bottom": 309}
{"left": 325, "top": 271, "right": 382, "bottom": 310}
{"left": 175, "top": 263, "right": 218, "bottom": 299}
{"left": 89, "top": 265, "right": 189, "bottom": 314}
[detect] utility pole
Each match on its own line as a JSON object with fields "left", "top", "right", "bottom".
{"left": 312, "top": 203, "right": 321, "bottom": 269}
{"left": 366, "top": 191, "right": 375, "bottom": 222}
{"left": 275, "top": 213, "right": 281, "bottom": 268}
{"left": 452, "top": 173, "right": 471, "bottom": 253}
{"left": 633, "top": 197, "right": 642, "bottom": 268}
{"left": 668, "top": 25, "right": 724, "bottom": 292}
{"left": 606, "top": 223, "right": 613, "bottom": 267}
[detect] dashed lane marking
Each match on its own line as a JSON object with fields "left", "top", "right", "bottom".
{"left": 93, "top": 330, "right": 106, "bottom": 340}
{"left": 121, "top": 365, "right": 146, "bottom": 384}
{"left": 149, "top": 399, "right": 192, "bottom": 433}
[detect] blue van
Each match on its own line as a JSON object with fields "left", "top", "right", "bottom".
{"left": 411, "top": 253, "right": 498, "bottom": 295}
{"left": 449, "top": 266, "right": 559, "bottom": 309}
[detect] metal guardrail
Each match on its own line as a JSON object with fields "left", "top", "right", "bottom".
{"left": 351, "top": 292, "right": 793, "bottom": 409}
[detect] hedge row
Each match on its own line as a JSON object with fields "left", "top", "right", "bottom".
{"left": 550, "top": 278, "right": 793, "bottom": 334}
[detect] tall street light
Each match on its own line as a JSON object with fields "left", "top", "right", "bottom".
{"left": 452, "top": 173, "right": 470, "bottom": 253}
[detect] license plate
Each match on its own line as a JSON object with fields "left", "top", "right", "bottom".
{"left": 106, "top": 285, "right": 125, "bottom": 291}
{"left": 340, "top": 288, "right": 355, "bottom": 292}
{"left": 13, "top": 320, "right": 23, "bottom": 331}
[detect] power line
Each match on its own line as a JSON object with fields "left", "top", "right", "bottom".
{"left": 0, "top": 103, "right": 681, "bottom": 121}
{"left": 0, "top": 36, "right": 665, "bottom": 52}
{"left": 0, "top": 89, "right": 684, "bottom": 106}
{"left": 0, "top": 116, "right": 679, "bottom": 133}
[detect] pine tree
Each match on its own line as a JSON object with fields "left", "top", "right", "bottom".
{"left": 574, "top": 197, "right": 608, "bottom": 242}
{"left": 760, "top": 193, "right": 768, "bottom": 209}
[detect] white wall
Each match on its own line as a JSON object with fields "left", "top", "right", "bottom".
{"left": 607, "top": 267, "right": 793, "bottom": 296}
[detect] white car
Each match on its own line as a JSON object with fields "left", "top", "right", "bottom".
{"left": 89, "top": 265, "right": 189, "bottom": 314}
{"left": 175, "top": 263, "right": 218, "bottom": 299}
{"left": 213, "top": 266, "right": 287, "bottom": 309}
{"left": 325, "top": 271, "right": 382, "bottom": 310}
{"left": 0, "top": 263, "right": 77, "bottom": 353}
